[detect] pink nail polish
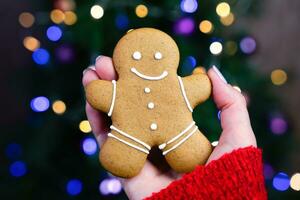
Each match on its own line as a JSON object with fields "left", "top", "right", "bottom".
{"left": 212, "top": 65, "right": 227, "bottom": 84}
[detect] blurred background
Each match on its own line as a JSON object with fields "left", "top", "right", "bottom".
{"left": 0, "top": 0, "right": 299, "bottom": 199}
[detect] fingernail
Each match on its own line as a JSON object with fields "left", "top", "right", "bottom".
{"left": 95, "top": 55, "right": 102, "bottom": 62}
{"left": 212, "top": 65, "right": 227, "bottom": 84}
{"left": 83, "top": 65, "right": 96, "bottom": 75}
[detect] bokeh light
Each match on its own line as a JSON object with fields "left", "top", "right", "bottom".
{"left": 290, "top": 173, "right": 300, "bottom": 191}
{"left": 79, "top": 120, "right": 92, "bottom": 133}
{"left": 115, "top": 14, "right": 129, "bottom": 30}
{"left": 174, "top": 17, "right": 195, "bottom": 35}
{"left": 19, "top": 12, "right": 35, "bottom": 28}
{"left": 216, "top": 2, "right": 230, "bottom": 17}
{"left": 32, "top": 48, "right": 50, "bottom": 65}
{"left": 66, "top": 179, "right": 82, "bottom": 196}
{"left": 220, "top": 13, "right": 235, "bottom": 26}
{"left": 9, "top": 161, "right": 27, "bottom": 177}
{"left": 99, "top": 178, "right": 122, "bottom": 195}
{"left": 30, "top": 96, "right": 50, "bottom": 112}
{"left": 90, "top": 5, "right": 104, "bottom": 19}
{"left": 55, "top": 45, "right": 74, "bottom": 63}
{"left": 52, "top": 100, "right": 66, "bottom": 115}
{"left": 263, "top": 163, "right": 275, "bottom": 180}
{"left": 64, "top": 11, "right": 77, "bottom": 25}
{"left": 180, "top": 0, "right": 198, "bottom": 13}
{"left": 50, "top": 9, "right": 65, "bottom": 24}
{"left": 135, "top": 4, "right": 148, "bottom": 18}
{"left": 209, "top": 41, "right": 223, "bottom": 55}
{"left": 46, "top": 26, "right": 62, "bottom": 41}
{"left": 273, "top": 172, "right": 290, "bottom": 191}
{"left": 182, "top": 56, "right": 197, "bottom": 74}
{"left": 199, "top": 20, "right": 213, "bottom": 34}
{"left": 225, "top": 41, "right": 238, "bottom": 55}
{"left": 82, "top": 138, "right": 97, "bottom": 155}
{"left": 23, "top": 36, "right": 40, "bottom": 51}
{"left": 55, "top": 0, "right": 76, "bottom": 12}
{"left": 271, "top": 69, "right": 287, "bottom": 86}
{"left": 5, "top": 143, "right": 22, "bottom": 160}
{"left": 270, "top": 116, "right": 288, "bottom": 135}
{"left": 240, "top": 37, "right": 256, "bottom": 54}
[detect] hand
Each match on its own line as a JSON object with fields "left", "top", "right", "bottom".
{"left": 82, "top": 57, "right": 257, "bottom": 200}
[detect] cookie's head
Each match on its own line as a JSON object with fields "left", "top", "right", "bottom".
{"left": 113, "top": 28, "right": 180, "bottom": 79}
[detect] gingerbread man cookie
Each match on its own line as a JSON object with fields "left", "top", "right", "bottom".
{"left": 85, "top": 28, "right": 212, "bottom": 178}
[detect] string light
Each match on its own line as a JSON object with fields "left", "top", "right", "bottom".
{"left": 240, "top": 37, "right": 256, "bottom": 54}
{"left": 290, "top": 173, "right": 300, "bottom": 191}
{"left": 199, "top": 20, "right": 213, "bottom": 34}
{"left": 135, "top": 4, "right": 148, "bottom": 18}
{"left": 263, "top": 163, "right": 275, "bottom": 180}
{"left": 46, "top": 26, "right": 62, "bottom": 41}
{"left": 79, "top": 120, "right": 92, "bottom": 133}
{"left": 50, "top": 9, "right": 65, "bottom": 24}
{"left": 9, "top": 161, "right": 27, "bottom": 177}
{"left": 271, "top": 69, "right": 287, "bottom": 86}
{"left": 272, "top": 172, "right": 290, "bottom": 191}
{"left": 23, "top": 36, "right": 40, "bottom": 52}
{"left": 32, "top": 48, "right": 50, "bottom": 65}
{"left": 174, "top": 17, "right": 195, "bottom": 35}
{"left": 64, "top": 11, "right": 77, "bottom": 25}
{"left": 82, "top": 138, "right": 97, "bottom": 155}
{"left": 90, "top": 5, "right": 104, "bottom": 19}
{"left": 220, "top": 13, "right": 235, "bottom": 26}
{"left": 225, "top": 41, "right": 237, "bottom": 55}
{"left": 180, "top": 0, "right": 198, "bottom": 13}
{"left": 270, "top": 116, "right": 287, "bottom": 135}
{"left": 66, "top": 179, "right": 82, "bottom": 196}
{"left": 30, "top": 96, "right": 50, "bottom": 112}
{"left": 5, "top": 143, "right": 22, "bottom": 160}
{"left": 19, "top": 12, "right": 35, "bottom": 28}
{"left": 115, "top": 14, "right": 129, "bottom": 30}
{"left": 99, "top": 178, "right": 122, "bottom": 195}
{"left": 216, "top": 2, "right": 230, "bottom": 17}
{"left": 52, "top": 100, "right": 66, "bottom": 115}
{"left": 209, "top": 41, "right": 223, "bottom": 55}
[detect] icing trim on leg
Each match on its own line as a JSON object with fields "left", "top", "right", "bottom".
{"left": 159, "top": 121, "right": 195, "bottom": 150}
{"left": 108, "top": 133, "right": 150, "bottom": 154}
{"left": 110, "top": 125, "right": 151, "bottom": 150}
{"left": 177, "top": 76, "right": 193, "bottom": 112}
{"left": 162, "top": 126, "right": 198, "bottom": 156}
{"left": 108, "top": 80, "right": 117, "bottom": 117}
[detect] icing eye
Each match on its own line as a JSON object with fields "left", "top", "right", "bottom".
{"left": 132, "top": 51, "right": 142, "bottom": 60}
{"left": 154, "top": 52, "right": 162, "bottom": 60}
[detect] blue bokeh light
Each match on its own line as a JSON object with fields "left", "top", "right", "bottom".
{"left": 32, "top": 48, "right": 50, "bottom": 65}
{"left": 82, "top": 138, "right": 97, "bottom": 156}
{"left": 182, "top": 56, "right": 197, "bottom": 74}
{"left": 9, "top": 161, "right": 27, "bottom": 177}
{"left": 115, "top": 14, "right": 129, "bottom": 30}
{"left": 180, "top": 0, "right": 198, "bottom": 13}
{"left": 30, "top": 96, "right": 50, "bottom": 112}
{"left": 5, "top": 143, "right": 22, "bottom": 160}
{"left": 47, "top": 26, "right": 62, "bottom": 41}
{"left": 66, "top": 179, "right": 83, "bottom": 196}
{"left": 272, "top": 172, "right": 290, "bottom": 191}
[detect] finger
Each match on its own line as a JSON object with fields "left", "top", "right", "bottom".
{"left": 95, "top": 56, "right": 117, "bottom": 81}
{"left": 82, "top": 66, "right": 99, "bottom": 86}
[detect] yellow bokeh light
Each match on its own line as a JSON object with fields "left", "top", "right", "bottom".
{"left": 23, "top": 36, "right": 40, "bottom": 51}
{"left": 199, "top": 20, "right": 213, "bottom": 34}
{"left": 64, "top": 11, "right": 77, "bottom": 25}
{"left": 290, "top": 173, "right": 300, "bottom": 191}
{"left": 225, "top": 41, "right": 238, "bottom": 55}
{"left": 216, "top": 2, "right": 231, "bottom": 17}
{"left": 210, "top": 41, "right": 223, "bottom": 55}
{"left": 90, "top": 5, "right": 104, "bottom": 19}
{"left": 79, "top": 120, "right": 92, "bottom": 133}
{"left": 50, "top": 9, "right": 65, "bottom": 24}
{"left": 19, "top": 12, "right": 35, "bottom": 28}
{"left": 271, "top": 69, "right": 288, "bottom": 86}
{"left": 135, "top": 4, "right": 148, "bottom": 18}
{"left": 220, "top": 12, "right": 235, "bottom": 26}
{"left": 52, "top": 100, "right": 66, "bottom": 115}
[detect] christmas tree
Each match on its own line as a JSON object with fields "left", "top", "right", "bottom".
{"left": 2, "top": 0, "right": 299, "bottom": 199}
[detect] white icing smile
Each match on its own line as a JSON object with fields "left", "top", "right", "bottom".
{"left": 131, "top": 67, "right": 168, "bottom": 81}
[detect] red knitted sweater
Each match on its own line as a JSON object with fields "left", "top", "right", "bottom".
{"left": 146, "top": 146, "right": 267, "bottom": 200}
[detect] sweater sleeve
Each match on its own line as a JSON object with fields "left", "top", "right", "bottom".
{"left": 145, "top": 146, "right": 267, "bottom": 200}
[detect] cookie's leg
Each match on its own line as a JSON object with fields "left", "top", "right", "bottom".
{"left": 164, "top": 129, "right": 212, "bottom": 173}
{"left": 99, "top": 130, "right": 148, "bottom": 178}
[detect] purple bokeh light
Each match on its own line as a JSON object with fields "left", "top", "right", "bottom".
{"left": 55, "top": 45, "right": 74, "bottom": 63}
{"left": 270, "top": 117, "right": 288, "bottom": 135}
{"left": 240, "top": 37, "right": 256, "bottom": 54}
{"left": 180, "top": 0, "right": 198, "bottom": 13}
{"left": 30, "top": 96, "right": 50, "bottom": 112}
{"left": 272, "top": 172, "right": 290, "bottom": 191}
{"left": 264, "top": 163, "right": 275, "bottom": 180}
{"left": 174, "top": 17, "right": 195, "bottom": 35}
{"left": 82, "top": 138, "right": 97, "bottom": 156}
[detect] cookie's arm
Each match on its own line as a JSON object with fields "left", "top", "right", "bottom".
{"left": 181, "top": 67, "right": 211, "bottom": 109}
{"left": 85, "top": 80, "right": 116, "bottom": 115}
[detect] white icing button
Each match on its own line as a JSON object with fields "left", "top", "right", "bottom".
{"left": 132, "top": 51, "right": 142, "bottom": 60}
{"left": 144, "top": 87, "right": 151, "bottom": 93}
{"left": 147, "top": 102, "right": 155, "bottom": 109}
{"left": 150, "top": 123, "right": 157, "bottom": 131}
{"left": 154, "top": 52, "right": 162, "bottom": 60}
